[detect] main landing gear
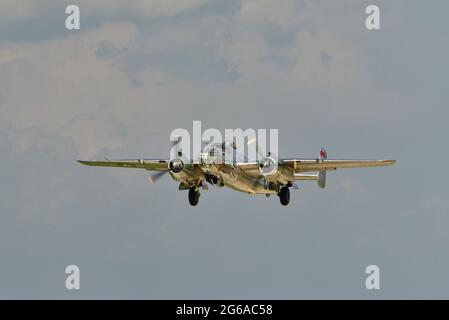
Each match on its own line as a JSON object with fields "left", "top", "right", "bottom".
{"left": 278, "top": 186, "right": 290, "bottom": 206}
{"left": 188, "top": 187, "right": 200, "bottom": 206}
{"left": 187, "top": 185, "right": 291, "bottom": 206}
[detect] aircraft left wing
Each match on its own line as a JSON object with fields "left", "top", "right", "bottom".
{"left": 77, "top": 159, "right": 169, "bottom": 171}
{"left": 283, "top": 159, "right": 395, "bottom": 173}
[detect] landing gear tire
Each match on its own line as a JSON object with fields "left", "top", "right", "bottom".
{"left": 279, "top": 186, "right": 290, "bottom": 206}
{"left": 188, "top": 187, "right": 200, "bottom": 206}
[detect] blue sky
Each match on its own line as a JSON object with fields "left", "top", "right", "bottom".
{"left": 0, "top": 0, "right": 448, "bottom": 298}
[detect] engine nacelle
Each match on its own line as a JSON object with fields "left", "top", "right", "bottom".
{"left": 258, "top": 156, "right": 278, "bottom": 176}
{"left": 169, "top": 158, "right": 184, "bottom": 174}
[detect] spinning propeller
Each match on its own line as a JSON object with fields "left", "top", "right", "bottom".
{"left": 247, "top": 138, "right": 278, "bottom": 175}
{"left": 148, "top": 136, "right": 184, "bottom": 184}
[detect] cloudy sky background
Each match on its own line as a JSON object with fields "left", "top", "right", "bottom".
{"left": 0, "top": 0, "right": 448, "bottom": 298}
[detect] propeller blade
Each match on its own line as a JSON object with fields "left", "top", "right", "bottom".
{"left": 170, "top": 135, "right": 182, "bottom": 148}
{"left": 148, "top": 171, "right": 167, "bottom": 183}
{"left": 247, "top": 138, "right": 266, "bottom": 160}
{"left": 170, "top": 135, "right": 183, "bottom": 159}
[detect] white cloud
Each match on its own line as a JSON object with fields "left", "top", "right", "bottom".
{"left": 0, "top": 0, "right": 387, "bottom": 160}
{"left": 218, "top": 0, "right": 369, "bottom": 94}
{"left": 0, "top": 0, "right": 212, "bottom": 21}
{"left": 0, "top": 22, "right": 140, "bottom": 156}
{"left": 132, "top": 0, "right": 211, "bottom": 18}
{"left": 0, "top": 1, "right": 42, "bottom": 20}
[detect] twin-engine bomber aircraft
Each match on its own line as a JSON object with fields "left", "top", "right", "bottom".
{"left": 78, "top": 140, "right": 395, "bottom": 206}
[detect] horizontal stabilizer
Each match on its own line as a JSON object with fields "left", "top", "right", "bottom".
{"left": 294, "top": 173, "right": 318, "bottom": 181}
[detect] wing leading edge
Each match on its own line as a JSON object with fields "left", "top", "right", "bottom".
{"left": 77, "top": 159, "right": 169, "bottom": 171}
{"left": 283, "top": 159, "right": 395, "bottom": 173}
{"left": 78, "top": 158, "right": 395, "bottom": 173}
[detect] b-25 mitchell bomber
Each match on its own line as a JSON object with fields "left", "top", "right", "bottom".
{"left": 78, "top": 139, "right": 395, "bottom": 206}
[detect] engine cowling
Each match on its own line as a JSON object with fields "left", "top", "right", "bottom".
{"left": 258, "top": 156, "right": 278, "bottom": 176}
{"left": 169, "top": 158, "right": 184, "bottom": 174}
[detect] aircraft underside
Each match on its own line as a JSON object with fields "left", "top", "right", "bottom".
{"left": 170, "top": 164, "right": 293, "bottom": 206}
{"left": 78, "top": 144, "right": 395, "bottom": 207}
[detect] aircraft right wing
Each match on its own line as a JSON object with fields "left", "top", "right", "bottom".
{"left": 283, "top": 159, "right": 396, "bottom": 173}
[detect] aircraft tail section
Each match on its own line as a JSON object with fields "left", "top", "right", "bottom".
{"left": 318, "top": 148, "right": 327, "bottom": 188}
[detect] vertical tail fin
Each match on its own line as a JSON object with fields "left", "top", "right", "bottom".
{"left": 318, "top": 147, "right": 327, "bottom": 188}
{"left": 319, "top": 147, "right": 327, "bottom": 160}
